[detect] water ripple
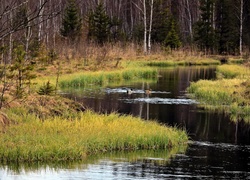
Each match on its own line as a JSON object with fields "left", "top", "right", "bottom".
{"left": 190, "top": 141, "right": 250, "bottom": 150}
{"left": 105, "top": 88, "right": 170, "bottom": 94}
{"left": 122, "top": 97, "right": 198, "bottom": 105}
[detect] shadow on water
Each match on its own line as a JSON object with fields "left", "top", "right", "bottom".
{"left": 1, "top": 66, "right": 250, "bottom": 179}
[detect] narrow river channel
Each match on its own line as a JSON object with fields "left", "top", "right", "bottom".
{"left": 1, "top": 66, "right": 250, "bottom": 179}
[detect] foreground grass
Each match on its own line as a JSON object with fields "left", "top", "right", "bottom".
{"left": 0, "top": 110, "right": 188, "bottom": 163}
{"left": 188, "top": 64, "right": 250, "bottom": 123}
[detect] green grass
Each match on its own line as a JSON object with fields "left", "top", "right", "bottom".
{"left": 187, "top": 64, "right": 250, "bottom": 123}
{"left": 59, "top": 68, "right": 158, "bottom": 88}
{"left": 146, "top": 59, "right": 220, "bottom": 67}
{"left": 0, "top": 110, "right": 188, "bottom": 163}
{"left": 216, "top": 64, "right": 250, "bottom": 79}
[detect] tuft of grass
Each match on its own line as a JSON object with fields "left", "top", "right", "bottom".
{"left": 0, "top": 110, "right": 188, "bottom": 163}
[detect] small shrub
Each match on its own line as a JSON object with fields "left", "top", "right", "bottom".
{"left": 37, "top": 81, "right": 55, "bottom": 95}
{"left": 48, "top": 49, "right": 58, "bottom": 63}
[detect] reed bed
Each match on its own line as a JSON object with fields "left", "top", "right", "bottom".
{"left": 188, "top": 64, "right": 250, "bottom": 123}
{"left": 0, "top": 110, "right": 188, "bottom": 163}
{"left": 59, "top": 68, "right": 158, "bottom": 88}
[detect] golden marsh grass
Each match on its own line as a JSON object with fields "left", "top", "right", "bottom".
{"left": 58, "top": 68, "right": 158, "bottom": 88}
{"left": 188, "top": 64, "right": 250, "bottom": 123}
{"left": 0, "top": 110, "right": 188, "bottom": 163}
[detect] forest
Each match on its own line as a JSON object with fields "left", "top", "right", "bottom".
{"left": 0, "top": 0, "right": 249, "bottom": 64}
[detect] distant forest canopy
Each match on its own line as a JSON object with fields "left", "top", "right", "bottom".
{"left": 0, "top": 0, "right": 249, "bottom": 64}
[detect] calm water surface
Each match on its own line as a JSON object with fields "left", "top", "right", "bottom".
{"left": 1, "top": 66, "right": 250, "bottom": 179}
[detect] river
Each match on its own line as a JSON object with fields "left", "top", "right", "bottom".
{"left": 1, "top": 66, "right": 250, "bottom": 179}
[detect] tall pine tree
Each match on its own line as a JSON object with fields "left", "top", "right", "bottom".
{"left": 151, "top": 5, "right": 169, "bottom": 44}
{"left": 216, "top": 0, "right": 238, "bottom": 54}
{"left": 194, "top": 0, "right": 216, "bottom": 53}
{"left": 88, "top": 3, "right": 111, "bottom": 45}
{"left": 60, "top": 0, "right": 82, "bottom": 42}
{"left": 164, "top": 17, "right": 181, "bottom": 49}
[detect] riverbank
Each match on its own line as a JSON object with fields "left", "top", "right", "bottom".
{"left": 188, "top": 64, "right": 250, "bottom": 123}
{"left": 0, "top": 107, "right": 188, "bottom": 162}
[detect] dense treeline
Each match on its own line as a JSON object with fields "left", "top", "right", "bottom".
{"left": 0, "top": 0, "right": 250, "bottom": 64}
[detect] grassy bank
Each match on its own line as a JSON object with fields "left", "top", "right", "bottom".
{"left": 58, "top": 67, "right": 158, "bottom": 88}
{"left": 146, "top": 59, "right": 221, "bottom": 67}
{"left": 36, "top": 57, "right": 221, "bottom": 89}
{"left": 187, "top": 64, "right": 250, "bottom": 123}
{"left": 0, "top": 110, "right": 188, "bottom": 163}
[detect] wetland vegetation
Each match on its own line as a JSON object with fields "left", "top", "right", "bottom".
{"left": 1, "top": 0, "right": 250, "bottom": 172}
{"left": 0, "top": 53, "right": 196, "bottom": 163}
{"left": 188, "top": 64, "right": 250, "bottom": 123}
{"left": 0, "top": 107, "right": 187, "bottom": 163}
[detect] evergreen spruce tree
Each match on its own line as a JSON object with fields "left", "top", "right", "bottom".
{"left": 194, "top": 0, "right": 216, "bottom": 53}
{"left": 9, "top": 45, "right": 36, "bottom": 97}
{"left": 216, "top": 0, "right": 238, "bottom": 54}
{"left": 60, "top": 0, "right": 82, "bottom": 42}
{"left": 164, "top": 17, "right": 181, "bottom": 49}
{"left": 151, "top": 6, "right": 169, "bottom": 43}
{"left": 37, "top": 81, "right": 55, "bottom": 95}
{"left": 88, "top": 3, "right": 111, "bottom": 44}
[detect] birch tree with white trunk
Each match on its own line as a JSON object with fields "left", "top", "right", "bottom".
{"left": 143, "top": 0, "right": 147, "bottom": 55}
{"left": 147, "top": 0, "right": 154, "bottom": 54}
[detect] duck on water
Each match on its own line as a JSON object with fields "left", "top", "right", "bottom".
{"left": 127, "top": 89, "right": 133, "bottom": 95}
{"left": 126, "top": 88, "right": 152, "bottom": 95}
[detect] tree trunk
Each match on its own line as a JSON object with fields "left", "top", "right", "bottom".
{"left": 130, "top": 0, "right": 134, "bottom": 34}
{"left": 239, "top": 0, "right": 243, "bottom": 56}
{"left": 25, "top": 19, "right": 32, "bottom": 61}
{"left": 8, "top": 11, "right": 13, "bottom": 64}
{"left": 38, "top": 0, "right": 44, "bottom": 43}
{"left": 143, "top": 0, "right": 147, "bottom": 55}
{"left": 186, "top": 0, "right": 193, "bottom": 41}
{"left": 148, "top": 0, "right": 154, "bottom": 54}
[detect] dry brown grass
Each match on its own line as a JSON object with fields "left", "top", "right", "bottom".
{"left": 7, "top": 95, "right": 85, "bottom": 120}
{"left": 0, "top": 112, "right": 10, "bottom": 132}
{"left": 34, "top": 42, "right": 223, "bottom": 78}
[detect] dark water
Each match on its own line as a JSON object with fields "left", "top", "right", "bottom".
{"left": 1, "top": 66, "right": 250, "bottom": 179}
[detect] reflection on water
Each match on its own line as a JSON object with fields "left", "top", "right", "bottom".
{"left": 1, "top": 66, "right": 250, "bottom": 179}
{"left": 123, "top": 97, "right": 198, "bottom": 105}
{"left": 1, "top": 144, "right": 249, "bottom": 179}
{"left": 0, "top": 149, "right": 187, "bottom": 180}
